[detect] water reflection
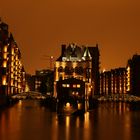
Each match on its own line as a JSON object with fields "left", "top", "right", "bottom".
{"left": 65, "top": 116, "right": 70, "bottom": 140}
{"left": 76, "top": 116, "right": 80, "bottom": 128}
{"left": 1, "top": 100, "right": 140, "bottom": 140}
{"left": 96, "top": 102, "right": 132, "bottom": 140}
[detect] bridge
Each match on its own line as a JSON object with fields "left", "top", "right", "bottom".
{"left": 97, "top": 94, "right": 140, "bottom": 102}
{"left": 11, "top": 91, "right": 46, "bottom": 100}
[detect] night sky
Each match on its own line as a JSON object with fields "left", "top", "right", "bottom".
{"left": 0, "top": 0, "right": 140, "bottom": 74}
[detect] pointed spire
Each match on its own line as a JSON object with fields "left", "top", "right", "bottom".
{"left": 82, "top": 47, "right": 92, "bottom": 60}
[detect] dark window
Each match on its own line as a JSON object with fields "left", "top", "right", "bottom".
{"left": 75, "top": 67, "right": 84, "bottom": 75}
{"left": 65, "top": 66, "right": 74, "bottom": 75}
{"left": 58, "top": 66, "right": 64, "bottom": 72}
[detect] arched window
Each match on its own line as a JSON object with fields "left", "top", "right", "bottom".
{"left": 58, "top": 66, "right": 63, "bottom": 72}
{"left": 65, "top": 66, "right": 74, "bottom": 75}
{"left": 75, "top": 66, "right": 84, "bottom": 75}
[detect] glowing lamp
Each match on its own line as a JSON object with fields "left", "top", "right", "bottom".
{"left": 66, "top": 102, "right": 71, "bottom": 108}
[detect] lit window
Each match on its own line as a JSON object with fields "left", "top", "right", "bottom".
{"left": 67, "top": 84, "right": 70, "bottom": 87}
{"left": 15, "top": 82, "right": 17, "bottom": 86}
{"left": 127, "top": 66, "right": 131, "bottom": 91}
{"left": 3, "top": 61, "right": 7, "bottom": 67}
{"left": 4, "top": 46, "right": 7, "bottom": 52}
{"left": 62, "top": 84, "right": 66, "bottom": 87}
{"left": 11, "top": 80, "right": 13, "bottom": 86}
{"left": 16, "top": 56, "right": 18, "bottom": 60}
{"left": 11, "top": 56, "right": 14, "bottom": 61}
{"left": 18, "top": 84, "right": 21, "bottom": 88}
{"left": 11, "top": 62, "right": 14, "bottom": 67}
{"left": 78, "top": 103, "right": 82, "bottom": 110}
{"left": 11, "top": 48, "right": 14, "bottom": 55}
{"left": 73, "top": 84, "right": 77, "bottom": 88}
{"left": 62, "top": 84, "right": 70, "bottom": 88}
{"left": 11, "top": 67, "right": 14, "bottom": 72}
{"left": 77, "top": 84, "right": 80, "bottom": 88}
{"left": 65, "top": 102, "right": 71, "bottom": 108}
{"left": 11, "top": 74, "right": 14, "bottom": 78}
{"left": 3, "top": 53, "right": 7, "bottom": 59}
{"left": 72, "top": 92, "right": 75, "bottom": 95}
{"left": 18, "top": 79, "right": 21, "bottom": 82}
{"left": 88, "top": 87, "right": 91, "bottom": 92}
{"left": 15, "top": 71, "right": 18, "bottom": 75}
{"left": 15, "top": 76, "right": 17, "bottom": 80}
{"left": 11, "top": 87, "right": 14, "bottom": 94}
{"left": 2, "top": 76, "right": 7, "bottom": 85}
{"left": 15, "top": 61, "right": 18, "bottom": 65}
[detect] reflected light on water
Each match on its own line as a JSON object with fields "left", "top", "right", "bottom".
{"left": 1, "top": 100, "right": 140, "bottom": 140}
{"left": 0, "top": 104, "right": 20, "bottom": 139}
{"left": 84, "top": 112, "right": 90, "bottom": 128}
{"left": 18, "top": 100, "right": 22, "bottom": 107}
{"left": 51, "top": 115, "right": 58, "bottom": 140}
{"left": 65, "top": 116, "right": 70, "bottom": 140}
{"left": 118, "top": 102, "right": 130, "bottom": 115}
{"left": 119, "top": 102, "right": 122, "bottom": 115}
{"left": 76, "top": 117, "right": 80, "bottom": 128}
{"left": 1, "top": 112, "right": 6, "bottom": 135}
{"left": 124, "top": 114, "right": 131, "bottom": 140}
{"left": 84, "top": 112, "right": 91, "bottom": 140}
{"left": 66, "top": 116, "right": 70, "bottom": 127}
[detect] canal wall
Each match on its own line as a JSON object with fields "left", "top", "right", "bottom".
{"left": 0, "top": 94, "right": 7, "bottom": 107}
{"left": 0, "top": 94, "right": 18, "bottom": 108}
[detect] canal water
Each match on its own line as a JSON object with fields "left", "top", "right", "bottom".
{"left": 0, "top": 100, "right": 140, "bottom": 140}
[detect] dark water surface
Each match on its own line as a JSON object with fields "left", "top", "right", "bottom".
{"left": 0, "top": 100, "right": 140, "bottom": 140}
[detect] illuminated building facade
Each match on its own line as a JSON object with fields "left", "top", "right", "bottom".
{"left": 100, "top": 68, "right": 127, "bottom": 95}
{"left": 126, "top": 54, "right": 140, "bottom": 96}
{"left": 0, "top": 19, "right": 25, "bottom": 96}
{"left": 54, "top": 43, "right": 100, "bottom": 100}
{"left": 56, "top": 78, "right": 85, "bottom": 113}
{"left": 100, "top": 71, "right": 111, "bottom": 95}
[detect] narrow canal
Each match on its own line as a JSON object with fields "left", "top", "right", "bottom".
{"left": 0, "top": 100, "right": 140, "bottom": 140}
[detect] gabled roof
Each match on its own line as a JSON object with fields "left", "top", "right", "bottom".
{"left": 56, "top": 56, "right": 62, "bottom": 61}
